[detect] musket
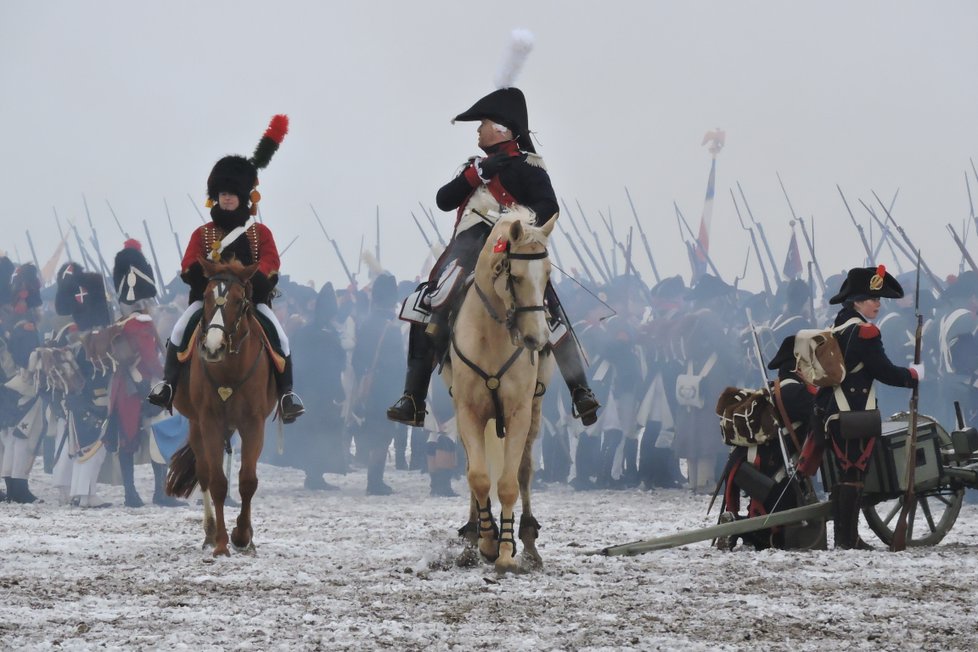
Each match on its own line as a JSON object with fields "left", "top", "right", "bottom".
{"left": 777, "top": 173, "right": 826, "bottom": 293}
{"left": 560, "top": 198, "right": 610, "bottom": 283}
{"left": 598, "top": 209, "right": 619, "bottom": 277}
{"left": 737, "top": 181, "right": 783, "bottom": 289}
{"left": 163, "top": 198, "right": 183, "bottom": 261}
{"left": 674, "top": 202, "right": 723, "bottom": 280}
{"left": 946, "top": 224, "right": 978, "bottom": 273}
{"left": 836, "top": 184, "right": 873, "bottom": 264}
{"left": 25, "top": 230, "right": 41, "bottom": 271}
{"left": 745, "top": 308, "right": 797, "bottom": 477}
{"left": 187, "top": 193, "right": 207, "bottom": 224}
{"left": 142, "top": 219, "right": 168, "bottom": 300}
{"left": 310, "top": 204, "right": 355, "bottom": 287}
{"left": 555, "top": 220, "right": 597, "bottom": 285}
{"left": 732, "top": 247, "right": 750, "bottom": 290}
{"left": 105, "top": 199, "right": 129, "bottom": 238}
{"left": 731, "top": 189, "right": 772, "bottom": 295}
{"left": 869, "top": 189, "right": 899, "bottom": 263}
{"left": 279, "top": 235, "right": 300, "bottom": 258}
{"left": 68, "top": 222, "right": 98, "bottom": 272}
{"left": 356, "top": 234, "right": 365, "bottom": 281}
{"left": 859, "top": 199, "right": 909, "bottom": 272}
{"left": 891, "top": 251, "right": 923, "bottom": 552}
{"left": 871, "top": 190, "right": 944, "bottom": 294}
{"left": 410, "top": 212, "right": 434, "bottom": 250}
{"left": 53, "top": 207, "right": 75, "bottom": 263}
{"left": 576, "top": 199, "right": 614, "bottom": 281}
{"left": 418, "top": 202, "right": 446, "bottom": 247}
{"left": 624, "top": 186, "right": 661, "bottom": 283}
{"left": 965, "top": 172, "right": 976, "bottom": 271}
{"left": 375, "top": 206, "right": 381, "bottom": 266}
{"left": 82, "top": 194, "right": 114, "bottom": 283}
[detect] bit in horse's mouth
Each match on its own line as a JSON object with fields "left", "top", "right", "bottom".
{"left": 202, "top": 350, "right": 226, "bottom": 363}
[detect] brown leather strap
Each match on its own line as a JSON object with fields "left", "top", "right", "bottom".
{"left": 772, "top": 378, "right": 803, "bottom": 452}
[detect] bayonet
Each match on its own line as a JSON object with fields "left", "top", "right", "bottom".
{"left": 410, "top": 212, "right": 434, "bottom": 250}
{"left": 561, "top": 198, "right": 609, "bottom": 283}
{"left": 624, "top": 186, "right": 661, "bottom": 283}
{"left": 946, "top": 224, "right": 978, "bottom": 273}
{"left": 871, "top": 190, "right": 944, "bottom": 294}
{"left": 555, "top": 220, "right": 597, "bottom": 285}
{"left": 279, "top": 235, "right": 300, "bottom": 258}
{"left": 163, "top": 198, "right": 183, "bottom": 261}
{"left": 53, "top": 207, "right": 75, "bottom": 263}
{"left": 25, "top": 230, "right": 41, "bottom": 271}
{"left": 187, "top": 193, "right": 207, "bottom": 224}
{"left": 836, "top": 184, "right": 873, "bottom": 265}
{"left": 141, "top": 220, "right": 168, "bottom": 301}
{"left": 576, "top": 199, "right": 614, "bottom": 281}
{"left": 674, "top": 202, "right": 723, "bottom": 280}
{"left": 310, "top": 203, "right": 355, "bottom": 287}
{"left": 418, "top": 201, "right": 446, "bottom": 247}
{"left": 737, "top": 181, "right": 782, "bottom": 288}
{"left": 105, "top": 199, "right": 129, "bottom": 238}
{"left": 778, "top": 173, "right": 826, "bottom": 292}
{"left": 731, "top": 189, "right": 772, "bottom": 295}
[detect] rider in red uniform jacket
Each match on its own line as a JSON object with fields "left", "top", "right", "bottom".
{"left": 147, "top": 115, "right": 304, "bottom": 423}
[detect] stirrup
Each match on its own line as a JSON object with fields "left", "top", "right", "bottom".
{"left": 571, "top": 387, "right": 600, "bottom": 426}
{"left": 386, "top": 394, "right": 426, "bottom": 427}
{"left": 280, "top": 391, "right": 305, "bottom": 424}
{"left": 147, "top": 381, "right": 173, "bottom": 409}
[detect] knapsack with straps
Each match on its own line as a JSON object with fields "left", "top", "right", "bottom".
{"left": 675, "top": 353, "right": 717, "bottom": 410}
{"left": 791, "top": 317, "right": 861, "bottom": 387}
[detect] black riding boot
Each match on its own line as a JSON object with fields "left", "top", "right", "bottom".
{"left": 119, "top": 450, "right": 144, "bottom": 508}
{"left": 832, "top": 483, "right": 867, "bottom": 550}
{"left": 147, "top": 341, "right": 181, "bottom": 409}
{"left": 552, "top": 336, "right": 600, "bottom": 426}
{"left": 152, "top": 462, "right": 186, "bottom": 507}
{"left": 276, "top": 355, "right": 305, "bottom": 424}
{"left": 387, "top": 323, "right": 436, "bottom": 427}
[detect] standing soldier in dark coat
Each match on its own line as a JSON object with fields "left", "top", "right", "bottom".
{"left": 386, "top": 61, "right": 599, "bottom": 432}
{"left": 147, "top": 114, "right": 304, "bottom": 423}
{"left": 817, "top": 266, "right": 922, "bottom": 549}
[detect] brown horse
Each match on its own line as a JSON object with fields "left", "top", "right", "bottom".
{"left": 446, "top": 211, "right": 557, "bottom": 573}
{"left": 165, "top": 258, "right": 277, "bottom": 557}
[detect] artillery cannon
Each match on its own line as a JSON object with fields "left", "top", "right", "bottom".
{"left": 597, "top": 410, "right": 978, "bottom": 555}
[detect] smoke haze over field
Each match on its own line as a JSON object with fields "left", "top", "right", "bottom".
{"left": 2, "top": 0, "right": 977, "bottom": 295}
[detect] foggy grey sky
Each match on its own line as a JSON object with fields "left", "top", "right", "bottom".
{"left": 2, "top": 0, "right": 977, "bottom": 296}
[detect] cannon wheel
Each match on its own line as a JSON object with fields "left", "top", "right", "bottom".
{"left": 862, "top": 486, "right": 964, "bottom": 547}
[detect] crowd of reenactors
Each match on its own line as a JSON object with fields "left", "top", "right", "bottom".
{"left": 4, "top": 235, "right": 977, "bottom": 512}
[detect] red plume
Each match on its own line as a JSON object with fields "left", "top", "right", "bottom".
{"left": 876, "top": 264, "right": 886, "bottom": 278}
{"left": 264, "top": 114, "right": 289, "bottom": 144}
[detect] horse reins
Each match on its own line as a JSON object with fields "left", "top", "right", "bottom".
{"left": 454, "top": 245, "right": 549, "bottom": 439}
{"left": 199, "top": 273, "right": 265, "bottom": 403}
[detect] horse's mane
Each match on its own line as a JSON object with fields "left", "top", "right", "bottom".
{"left": 488, "top": 208, "right": 550, "bottom": 253}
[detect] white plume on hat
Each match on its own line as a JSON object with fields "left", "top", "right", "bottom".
{"left": 494, "top": 28, "right": 535, "bottom": 90}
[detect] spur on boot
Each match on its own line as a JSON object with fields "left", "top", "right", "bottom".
{"left": 387, "top": 394, "right": 426, "bottom": 427}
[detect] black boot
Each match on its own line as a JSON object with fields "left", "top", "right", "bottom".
{"left": 409, "top": 428, "right": 428, "bottom": 472}
{"left": 394, "top": 430, "right": 408, "bottom": 470}
{"left": 552, "top": 336, "right": 600, "bottom": 426}
{"left": 387, "top": 323, "right": 435, "bottom": 427}
{"left": 9, "top": 478, "right": 41, "bottom": 504}
{"left": 2, "top": 477, "right": 10, "bottom": 502}
{"left": 571, "top": 434, "right": 600, "bottom": 490}
{"left": 119, "top": 451, "right": 144, "bottom": 508}
{"left": 598, "top": 430, "right": 623, "bottom": 488}
{"left": 152, "top": 462, "right": 186, "bottom": 507}
{"left": 621, "top": 437, "right": 640, "bottom": 487}
{"left": 832, "top": 483, "right": 866, "bottom": 550}
{"left": 277, "top": 355, "right": 305, "bottom": 424}
{"left": 366, "top": 448, "right": 394, "bottom": 496}
{"left": 147, "top": 341, "right": 181, "bottom": 409}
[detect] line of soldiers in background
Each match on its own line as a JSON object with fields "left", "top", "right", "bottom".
{"left": 4, "top": 236, "right": 978, "bottom": 504}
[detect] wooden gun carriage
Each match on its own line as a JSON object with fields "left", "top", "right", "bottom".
{"left": 598, "top": 411, "right": 978, "bottom": 556}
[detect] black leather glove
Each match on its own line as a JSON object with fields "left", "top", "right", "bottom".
{"left": 476, "top": 153, "right": 516, "bottom": 182}
{"left": 181, "top": 263, "right": 207, "bottom": 304}
{"left": 251, "top": 271, "right": 275, "bottom": 305}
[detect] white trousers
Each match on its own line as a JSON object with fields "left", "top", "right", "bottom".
{"left": 170, "top": 300, "right": 290, "bottom": 356}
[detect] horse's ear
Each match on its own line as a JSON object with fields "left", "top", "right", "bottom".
{"left": 508, "top": 219, "right": 524, "bottom": 242}
{"left": 540, "top": 212, "right": 558, "bottom": 237}
{"left": 199, "top": 256, "right": 218, "bottom": 278}
{"left": 241, "top": 262, "right": 260, "bottom": 280}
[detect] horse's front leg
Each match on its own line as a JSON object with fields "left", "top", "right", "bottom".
{"left": 495, "top": 412, "right": 532, "bottom": 574}
{"left": 231, "top": 419, "right": 262, "bottom": 552}
{"left": 457, "top": 406, "right": 497, "bottom": 562}
{"left": 202, "top": 421, "right": 231, "bottom": 557}
{"left": 517, "top": 394, "right": 546, "bottom": 569}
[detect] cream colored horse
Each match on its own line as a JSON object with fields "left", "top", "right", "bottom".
{"left": 446, "top": 211, "right": 557, "bottom": 573}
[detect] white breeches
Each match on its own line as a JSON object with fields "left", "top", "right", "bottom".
{"left": 170, "top": 300, "right": 203, "bottom": 344}
{"left": 256, "top": 303, "right": 290, "bottom": 356}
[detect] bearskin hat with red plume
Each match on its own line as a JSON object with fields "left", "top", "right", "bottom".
{"left": 207, "top": 114, "right": 289, "bottom": 214}
{"left": 113, "top": 239, "right": 157, "bottom": 306}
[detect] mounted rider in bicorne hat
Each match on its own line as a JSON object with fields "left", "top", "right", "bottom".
{"left": 387, "top": 30, "right": 600, "bottom": 429}
{"left": 147, "top": 115, "right": 305, "bottom": 423}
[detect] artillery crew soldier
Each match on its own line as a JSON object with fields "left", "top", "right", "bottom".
{"left": 147, "top": 114, "right": 304, "bottom": 423}
{"left": 818, "top": 265, "right": 922, "bottom": 549}
{"left": 386, "top": 83, "right": 600, "bottom": 429}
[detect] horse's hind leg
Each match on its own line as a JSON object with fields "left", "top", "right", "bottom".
{"left": 231, "top": 421, "right": 261, "bottom": 552}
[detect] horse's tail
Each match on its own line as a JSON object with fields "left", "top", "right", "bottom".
{"left": 485, "top": 420, "right": 505, "bottom": 502}
{"left": 165, "top": 444, "right": 199, "bottom": 498}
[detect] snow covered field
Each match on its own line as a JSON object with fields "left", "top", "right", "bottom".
{"left": 2, "top": 461, "right": 977, "bottom": 651}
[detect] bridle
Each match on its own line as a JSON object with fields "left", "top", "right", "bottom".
{"left": 202, "top": 273, "right": 253, "bottom": 356}
{"left": 473, "top": 245, "right": 549, "bottom": 346}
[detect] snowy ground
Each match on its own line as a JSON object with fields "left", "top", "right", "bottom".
{"left": 2, "top": 460, "right": 977, "bottom": 652}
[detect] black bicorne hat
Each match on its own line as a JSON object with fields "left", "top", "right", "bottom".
{"left": 71, "top": 272, "right": 111, "bottom": 330}
{"left": 113, "top": 242, "right": 157, "bottom": 304}
{"left": 829, "top": 265, "right": 904, "bottom": 305}
{"left": 767, "top": 335, "right": 796, "bottom": 371}
{"left": 688, "top": 273, "right": 734, "bottom": 302}
{"left": 454, "top": 87, "right": 535, "bottom": 153}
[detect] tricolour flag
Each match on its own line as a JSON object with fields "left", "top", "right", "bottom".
{"left": 693, "top": 157, "right": 717, "bottom": 279}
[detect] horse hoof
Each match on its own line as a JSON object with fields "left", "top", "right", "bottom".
{"left": 232, "top": 541, "right": 257, "bottom": 555}
{"left": 212, "top": 546, "right": 230, "bottom": 558}
{"left": 493, "top": 557, "right": 521, "bottom": 575}
{"left": 519, "top": 553, "right": 543, "bottom": 572}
